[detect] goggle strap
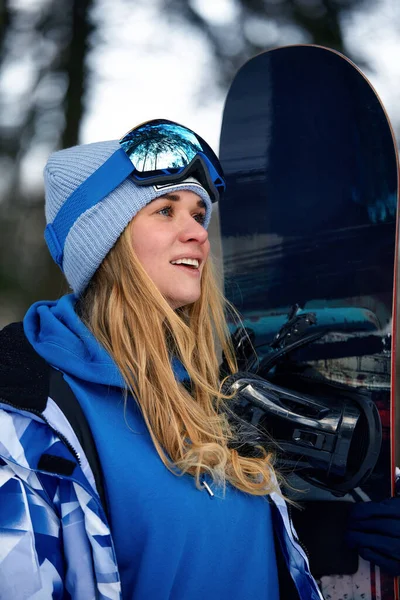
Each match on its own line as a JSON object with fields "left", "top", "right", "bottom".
{"left": 44, "top": 148, "right": 133, "bottom": 268}
{"left": 196, "top": 153, "right": 226, "bottom": 193}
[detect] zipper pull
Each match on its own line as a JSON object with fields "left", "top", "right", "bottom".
{"left": 202, "top": 478, "right": 214, "bottom": 497}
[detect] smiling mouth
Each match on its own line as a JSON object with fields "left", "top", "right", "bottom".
{"left": 170, "top": 258, "right": 200, "bottom": 269}
{"left": 170, "top": 262, "right": 201, "bottom": 277}
{"left": 170, "top": 264, "right": 200, "bottom": 275}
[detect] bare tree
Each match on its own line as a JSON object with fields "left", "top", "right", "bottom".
{"left": 163, "top": 0, "right": 375, "bottom": 88}
{"left": 0, "top": 0, "right": 94, "bottom": 323}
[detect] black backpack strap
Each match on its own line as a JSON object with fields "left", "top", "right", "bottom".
{"left": 0, "top": 322, "right": 108, "bottom": 514}
{"left": 49, "top": 367, "right": 108, "bottom": 515}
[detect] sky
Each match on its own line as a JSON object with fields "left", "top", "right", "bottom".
{"left": 81, "top": 0, "right": 400, "bottom": 153}
{"left": 82, "top": 0, "right": 223, "bottom": 150}
{"left": 343, "top": 0, "right": 400, "bottom": 136}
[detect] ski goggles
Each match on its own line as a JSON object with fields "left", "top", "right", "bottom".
{"left": 119, "top": 119, "right": 225, "bottom": 203}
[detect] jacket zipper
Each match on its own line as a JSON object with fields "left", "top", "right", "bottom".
{"left": 287, "top": 502, "right": 311, "bottom": 561}
{"left": 0, "top": 397, "right": 81, "bottom": 466}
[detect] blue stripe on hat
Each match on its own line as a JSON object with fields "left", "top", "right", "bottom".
{"left": 44, "top": 148, "right": 133, "bottom": 267}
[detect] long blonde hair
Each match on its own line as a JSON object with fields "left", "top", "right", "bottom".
{"left": 79, "top": 222, "right": 278, "bottom": 495}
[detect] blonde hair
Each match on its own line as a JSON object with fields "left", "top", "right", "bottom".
{"left": 79, "top": 223, "right": 278, "bottom": 496}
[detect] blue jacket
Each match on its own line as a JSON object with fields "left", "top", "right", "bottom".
{"left": 0, "top": 320, "right": 323, "bottom": 600}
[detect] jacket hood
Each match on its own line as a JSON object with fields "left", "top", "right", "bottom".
{"left": 23, "top": 294, "right": 125, "bottom": 388}
{"left": 23, "top": 294, "right": 189, "bottom": 388}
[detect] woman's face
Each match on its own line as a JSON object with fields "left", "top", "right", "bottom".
{"left": 130, "top": 190, "right": 210, "bottom": 309}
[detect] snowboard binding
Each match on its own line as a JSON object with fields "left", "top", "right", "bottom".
{"left": 221, "top": 307, "right": 382, "bottom": 495}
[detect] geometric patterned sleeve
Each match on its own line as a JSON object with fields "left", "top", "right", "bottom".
{"left": 0, "top": 462, "right": 66, "bottom": 599}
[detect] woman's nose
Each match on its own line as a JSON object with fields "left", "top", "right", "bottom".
{"left": 178, "top": 215, "right": 209, "bottom": 244}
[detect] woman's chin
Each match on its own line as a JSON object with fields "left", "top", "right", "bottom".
{"left": 166, "top": 289, "right": 201, "bottom": 310}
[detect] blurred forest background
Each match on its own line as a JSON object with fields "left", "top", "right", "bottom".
{"left": 0, "top": 0, "right": 399, "bottom": 324}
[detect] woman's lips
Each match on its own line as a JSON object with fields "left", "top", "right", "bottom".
{"left": 171, "top": 263, "right": 201, "bottom": 276}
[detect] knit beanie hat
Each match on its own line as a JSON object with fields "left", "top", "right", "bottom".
{"left": 43, "top": 139, "right": 213, "bottom": 295}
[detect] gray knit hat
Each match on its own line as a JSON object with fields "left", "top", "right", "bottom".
{"left": 43, "top": 139, "right": 212, "bottom": 295}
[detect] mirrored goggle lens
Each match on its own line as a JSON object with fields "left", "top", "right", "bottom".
{"left": 120, "top": 121, "right": 204, "bottom": 172}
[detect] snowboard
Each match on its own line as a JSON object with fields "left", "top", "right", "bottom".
{"left": 219, "top": 45, "right": 399, "bottom": 600}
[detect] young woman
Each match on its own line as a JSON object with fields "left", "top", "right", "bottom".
{"left": 0, "top": 119, "right": 323, "bottom": 599}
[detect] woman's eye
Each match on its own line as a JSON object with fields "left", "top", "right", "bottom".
{"left": 194, "top": 213, "right": 206, "bottom": 225}
{"left": 156, "top": 205, "right": 205, "bottom": 224}
{"left": 158, "top": 206, "right": 172, "bottom": 217}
